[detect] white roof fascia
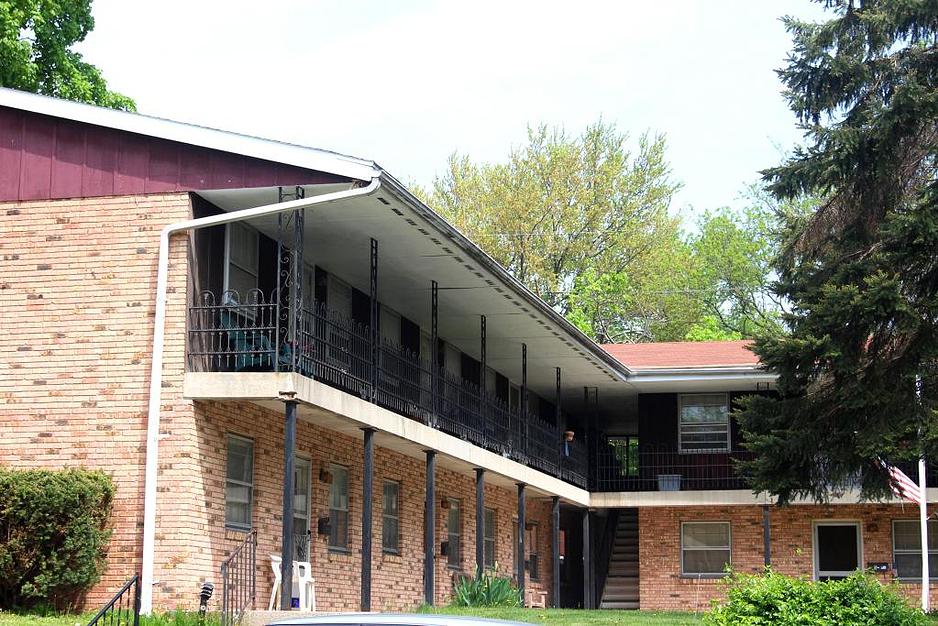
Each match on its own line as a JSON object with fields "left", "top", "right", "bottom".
{"left": 627, "top": 366, "right": 775, "bottom": 385}
{"left": 0, "top": 88, "right": 380, "bottom": 182}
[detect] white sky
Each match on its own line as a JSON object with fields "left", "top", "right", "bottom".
{"left": 76, "top": 0, "right": 830, "bottom": 219}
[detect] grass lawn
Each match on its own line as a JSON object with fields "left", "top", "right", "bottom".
{"left": 418, "top": 607, "right": 703, "bottom": 625}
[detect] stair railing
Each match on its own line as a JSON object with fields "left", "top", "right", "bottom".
{"left": 86, "top": 573, "right": 140, "bottom": 626}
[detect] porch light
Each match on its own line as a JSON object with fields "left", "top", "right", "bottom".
{"left": 441, "top": 498, "right": 451, "bottom": 510}
{"left": 319, "top": 467, "right": 333, "bottom": 483}
{"left": 563, "top": 430, "right": 575, "bottom": 442}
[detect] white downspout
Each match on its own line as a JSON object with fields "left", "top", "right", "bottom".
{"left": 140, "top": 177, "right": 381, "bottom": 614}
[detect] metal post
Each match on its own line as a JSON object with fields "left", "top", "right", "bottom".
{"left": 370, "top": 238, "right": 378, "bottom": 402}
{"left": 521, "top": 344, "right": 528, "bottom": 457}
{"left": 424, "top": 450, "right": 437, "bottom": 605}
{"left": 762, "top": 504, "right": 771, "bottom": 567}
{"left": 361, "top": 428, "right": 375, "bottom": 611}
{"left": 552, "top": 496, "right": 561, "bottom": 608}
{"left": 582, "top": 509, "right": 592, "bottom": 609}
{"left": 430, "top": 281, "right": 439, "bottom": 428}
{"left": 280, "top": 400, "right": 297, "bottom": 609}
{"left": 475, "top": 468, "right": 485, "bottom": 577}
{"left": 292, "top": 205, "right": 304, "bottom": 372}
{"left": 480, "top": 315, "right": 486, "bottom": 397}
{"left": 517, "top": 483, "right": 526, "bottom": 602}
{"left": 556, "top": 368, "right": 562, "bottom": 475}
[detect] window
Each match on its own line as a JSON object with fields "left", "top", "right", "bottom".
{"left": 483, "top": 508, "right": 496, "bottom": 570}
{"left": 328, "top": 464, "right": 349, "bottom": 551}
{"left": 293, "top": 457, "right": 311, "bottom": 560}
{"left": 382, "top": 481, "right": 401, "bottom": 555}
{"left": 893, "top": 520, "right": 938, "bottom": 579}
{"left": 526, "top": 523, "right": 540, "bottom": 581}
{"left": 681, "top": 522, "right": 731, "bottom": 576}
{"left": 225, "top": 223, "right": 259, "bottom": 301}
{"left": 447, "top": 499, "right": 461, "bottom": 569}
{"left": 679, "top": 394, "right": 730, "bottom": 453}
{"left": 814, "top": 522, "right": 860, "bottom": 580}
{"left": 225, "top": 435, "right": 254, "bottom": 531}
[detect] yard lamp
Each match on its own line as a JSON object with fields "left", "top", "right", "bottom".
{"left": 198, "top": 582, "right": 214, "bottom": 625}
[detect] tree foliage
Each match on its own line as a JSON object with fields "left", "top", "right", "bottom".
{"left": 0, "top": 0, "right": 134, "bottom": 110}
{"left": 426, "top": 120, "right": 789, "bottom": 343}
{"left": 737, "top": 0, "right": 938, "bottom": 502}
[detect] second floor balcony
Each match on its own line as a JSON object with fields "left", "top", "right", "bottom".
{"left": 186, "top": 287, "right": 590, "bottom": 490}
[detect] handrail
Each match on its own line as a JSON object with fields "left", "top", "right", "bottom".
{"left": 220, "top": 530, "right": 257, "bottom": 626}
{"left": 86, "top": 573, "right": 140, "bottom": 626}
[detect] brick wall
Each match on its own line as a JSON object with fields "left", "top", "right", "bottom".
{"left": 153, "top": 399, "right": 553, "bottom": 612}
{"left": 0, "top": 193, "right": 192, "bottom": 607}
{"left": 638, "top": 503, "right": 938, "bottom": 611}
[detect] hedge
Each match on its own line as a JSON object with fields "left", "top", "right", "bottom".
{"left": 0, "top": 468, "right": 114, "bottom": 611}
{"left": 704, "top": 570, "right": 926, "bottom": 626}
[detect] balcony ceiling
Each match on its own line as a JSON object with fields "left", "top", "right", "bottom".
{"left": 198, "top": 183, "right": 633, "bottom": 410}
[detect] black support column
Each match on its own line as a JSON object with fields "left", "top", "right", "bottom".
{"left": 424, "top": 450, "right": 437, "bottom": 605}
{"left": 369, "top": 238, "right": 378, "bottom": 401}
{"left": 762, "top": 504, "right": 771, "bottom": 567}
{"left": 430, "top": 281, "right": 439, "bottom": 428}
{"left": 552, "top": 496, "right": 560, "bottom": 608}
{"left": 280, "top": 400, "right": 297, "bottom": 609}
{"left": 475, "top": 468, "right": 485, "bottom": 577}
{"left": 361, "top": 428, "right": 375, "bottom": 611}
{"left": 582, "top": 509, "right": 592, "bottom": 609}
{"left": 480, "top": 316, "right": 486, "bottom": 397}
{"left": 517, "top": 483, "right": 526, "bottom": 601}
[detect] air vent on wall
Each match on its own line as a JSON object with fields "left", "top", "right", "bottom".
{"left": 377, "top": 197, "right": 390, "bottom": 205}
{"left": 391, "top": 208, "right": 404, "bottom": 216}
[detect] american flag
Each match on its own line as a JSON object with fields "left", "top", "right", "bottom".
{"left": 881, "top": 460, "right": 923, "bottom": 504}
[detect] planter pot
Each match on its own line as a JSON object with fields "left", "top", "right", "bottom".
{"left": 657, "top": 474, "right": 681, "bottom": 491}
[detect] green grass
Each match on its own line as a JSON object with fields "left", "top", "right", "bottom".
{"left": 417, "top": 607, "right": 703, "bottom": 625}
{"left": 0, "top": 610, "right": 218, "bottom": 626}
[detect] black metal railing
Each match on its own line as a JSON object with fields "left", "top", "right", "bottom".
{"left": 220, "top": 530, "right": 257, "bottom": 626}
{"left": 86, "top": 573, "right": 140, "bottom": 626}
{"left": 594, "top": 437, "right": 755, "bottom": 491}
{"left": 188, "top": 290, "right": 587, "bottom": 489}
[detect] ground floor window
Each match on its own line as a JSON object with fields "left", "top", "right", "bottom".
{"left": 225, "top": 434, "right": 254, "bottom": 531}
{"left": 382, "top": 480, "right": 400, "bottom": 554}
{"left": 526, "top": 523, "right": 540, "bottom": 581}
{"left": 681, "top": 521, "right": 730, "bottom": 576}
{"left": 447, "top": 498, "right": 462, "bottom": 569}
{"left": 328, "top": 464, "right": 349, "bottom": 551}
{"left": 893, "top": 520, "right": 938, "bottom": 579}
{"left": 483, "top": 508, "right": 496, "bottom": 570}
{"left": 814, "top": 521, "right": 860, "bottom": 580}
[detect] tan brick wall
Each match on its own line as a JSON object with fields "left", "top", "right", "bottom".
{"left": 153, "top": 399, "right": 553, "bottom": 612}
{"left": 0, "top": 193, "right": 193, "bottom": 608}
{"left": 638, "top": 503, "right": 938, "bottom": 611}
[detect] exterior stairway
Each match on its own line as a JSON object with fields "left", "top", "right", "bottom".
{"left": 600, "top": 509, "right": 639, "bottom": 609}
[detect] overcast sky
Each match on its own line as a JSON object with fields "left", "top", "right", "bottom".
{"left": 76, "top": 0, "right": 829, "bottom": 219}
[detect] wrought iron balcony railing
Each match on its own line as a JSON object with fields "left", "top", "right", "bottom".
{"left": 593, "top": 435, "right": 755, "bottom": 492}
{"left": 187, "top": 289, "right": 585, "bottom": 488}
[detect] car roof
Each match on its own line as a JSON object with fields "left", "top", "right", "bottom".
{"left": 268, "top": 614, "right": 530, "bottom": 626}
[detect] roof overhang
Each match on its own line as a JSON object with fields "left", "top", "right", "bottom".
{"left": 0, "top": 87, "right": 380, "bottom": 182}
{"left": 625, "top": 366, "right": 775, "bottom": 393}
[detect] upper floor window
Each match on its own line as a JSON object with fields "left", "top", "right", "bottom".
{"left": 679, "top": 393, "right": 730, "bottom": 453}
{"left": 225, "top": 435, "right": 254, "bottom": 531}
{"left": 225, "top": 222, "right": 259, "bottom": 301}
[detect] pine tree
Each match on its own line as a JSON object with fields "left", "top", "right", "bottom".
{"left": 737, "top": 0, "right": 938, "bottom": 503}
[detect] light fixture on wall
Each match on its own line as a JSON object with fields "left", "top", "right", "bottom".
{"left": 319, "top": 467, "right": 333, "bottom": 483}
{"left": 441, "top": 498, "right": 451, "bottom": 510}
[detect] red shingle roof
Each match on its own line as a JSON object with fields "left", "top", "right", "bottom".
{"left": 601, "top": 340, "right": 758, "bottom": 369}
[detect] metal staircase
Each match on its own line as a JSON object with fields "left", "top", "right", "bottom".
{"left": 600, "top": 509, "right": 639, "bottom": 609}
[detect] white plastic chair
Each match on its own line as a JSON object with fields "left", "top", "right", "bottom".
{"left": 267, "top": 554, "right": 282, "bottom": 610}
{"left": 294, "top": 561, "right": 316, "bottom": 612}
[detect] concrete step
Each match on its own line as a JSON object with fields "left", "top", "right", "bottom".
{"left": 601, "top": 601, "right": 640, "bottom": 609}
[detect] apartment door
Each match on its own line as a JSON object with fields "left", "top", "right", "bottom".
{"left": 814, "top": 522, "right": 861, "bottom": 580}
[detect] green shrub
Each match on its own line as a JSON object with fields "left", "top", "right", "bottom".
{"left": 0, "top": 468, "right": 114, "bottom": 611}
{"left": 449, "top": 566, "right": 521, "bottom": 608}
{"left": 704, "top": 570, "right": 926, "bottom": 626}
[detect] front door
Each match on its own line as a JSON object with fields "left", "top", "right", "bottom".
{"left": 814, "top": 522, "right": 861, "bottom": 580}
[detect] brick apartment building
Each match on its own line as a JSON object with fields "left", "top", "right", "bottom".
{"left": 1, "top": 88, "right": 936, "bottom": 615}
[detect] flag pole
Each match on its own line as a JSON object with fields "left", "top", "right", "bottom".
{"left": 920, "top": 455, "right": 930, "bottom": 613}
